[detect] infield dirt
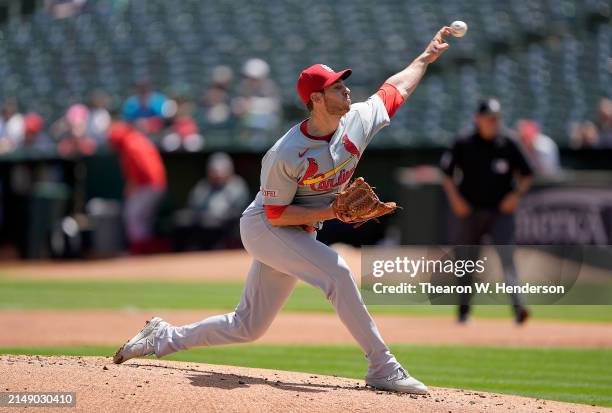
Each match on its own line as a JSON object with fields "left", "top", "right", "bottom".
{"left": 2, "top": 309, "right": 611, "bottom": 348}
{"left": 2, "top": 355, "right": 608, "bottom": 413}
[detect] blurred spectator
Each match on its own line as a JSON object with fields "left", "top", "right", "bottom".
{"left": 45, "top": 0, "right": 87, "bottom": 18}
{"left": 87, "top": 89, "right": 112, "bottom": 143}
{"left": 161, "top": 88, "right": 204, "bottom": 152}
{"left": 441, "top": 98, "right": 533, "bottom": 324}
{"left": 516, "top": 119, "right": 561, "bottom": 177}
{"left": 570, "top": 120, "right": 600, "bottom": 148}
{"left": 233, "top": 58, "right": 281, "bottom": 146}
{"left": 596, "top": 97, "right": 612, "bottom": 147}
{"left": 173, "top": 152, "right": 249, "bottom": 251}
{"left": 53, "top": 104, "right": 97, "bottom": 157}
{"left": 200, "top": 65, "right": 234, "bottom": 128}
{"left": 0, "top": 98, "right": 25, "bottom": 154}
{"left": 108, "top": 121, "right": 167, "bottom": 255}
{"left": 569, "top": 98, "right": 612, "bottom": 149}
{"left": 22, "top": 113, "right": 54, "bottom": 152}
{"left": 122, "top": 79, "right": 168, "bottom": 135}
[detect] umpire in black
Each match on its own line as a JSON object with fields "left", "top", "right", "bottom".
{"left": 440, "top": 98, "right": 533, "bottom": 324}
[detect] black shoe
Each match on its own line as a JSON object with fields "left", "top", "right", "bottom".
{"left": 515, "top": 307, "right": 530, "bottom": 325}
{"left": 458, "top": 304, "right": 470, "bottom": 324}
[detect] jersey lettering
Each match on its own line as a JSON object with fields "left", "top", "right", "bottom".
{"left": 262, "top": 189, "right": 278, "bottom": 197}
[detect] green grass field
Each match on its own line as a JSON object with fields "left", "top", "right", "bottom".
{"left": 2, "top": 344, "right": 611, "bottom": 407}
{"left": 1, "top": 279, "right": 611, "bottom": 321}
{"left": 2, "top": 276, "right": 612, "bottom": 407}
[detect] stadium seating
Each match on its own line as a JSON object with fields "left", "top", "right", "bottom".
{"left": 0, "top": 0, "right": 608, "bottom": 148}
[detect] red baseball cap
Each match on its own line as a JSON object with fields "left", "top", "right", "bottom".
{"left": 297, "top": 64, "right": 352, "bottom": 106}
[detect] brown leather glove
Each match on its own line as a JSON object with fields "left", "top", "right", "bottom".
{"left": 332, "top": 177, "right": 400, "bottom": 227}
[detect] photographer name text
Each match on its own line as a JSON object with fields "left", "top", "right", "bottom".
{"left": 371, "top": 282, "right": 565, "bottom": 295}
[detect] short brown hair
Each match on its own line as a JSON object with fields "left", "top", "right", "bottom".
{"left": 306, "top": 89, "right": 325, "bottom": 112}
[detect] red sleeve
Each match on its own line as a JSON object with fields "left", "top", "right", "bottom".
{"left": 376, "top": 83, "right": 405, "bottom": 119}
{"left": 264, "top": 205, "right": 288, "bottom": 220}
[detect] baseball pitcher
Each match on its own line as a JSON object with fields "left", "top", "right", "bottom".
{"left": 114, "top": 26, "right": 452, "bottom": 394}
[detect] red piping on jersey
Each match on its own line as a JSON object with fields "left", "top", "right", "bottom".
{"left": 264, "top": 205, "right": 316, "bottom": 232}
{"left": 376, "top": 83, "right": 405, "bottom": 119}
{"left": 300, "top": 120, "right": 335, "bottom": 142}
{"left": 264, "top": 205, "right": 288, "bottom": 219}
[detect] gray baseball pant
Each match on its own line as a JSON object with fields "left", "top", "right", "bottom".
{"left": 155, "top": 212, "right": 400, "bottom": 379}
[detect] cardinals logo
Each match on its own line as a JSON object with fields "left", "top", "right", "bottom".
{"left": 297, "top": 136, "right": 359, "bottom": 191}
{"left": 342, "top": 135, "right": 360, "bottom": 158}
{"left": 298, "top": 158, "right": 319, "bottom": 185}
{"left": 298, "top": 157, "right": 356, "bottom": 191}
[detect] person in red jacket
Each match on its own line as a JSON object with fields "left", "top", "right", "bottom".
{"left": 108, "top": 121, "right": 167, "bottom": 254}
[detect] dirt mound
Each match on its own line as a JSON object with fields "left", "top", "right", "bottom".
{"left": 3, "top": 309, "right": 612, "bottom": 348}
{"left": 1, "top": 355, "right": 606, "bottom": 413}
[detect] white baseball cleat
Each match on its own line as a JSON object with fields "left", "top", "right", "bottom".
{"left": 366, "top": 367, "right": 428, "bottom": 394}
{"left": 113, "top": 317, "right": 166, "bottom": 364}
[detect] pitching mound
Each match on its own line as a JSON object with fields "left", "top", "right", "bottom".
{"left": 1, "top": 355, "right": 606, "bottom": 413}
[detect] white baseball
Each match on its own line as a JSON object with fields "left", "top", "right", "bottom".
{"left": 450, "top": 21, "right": 468, "bottom": 37}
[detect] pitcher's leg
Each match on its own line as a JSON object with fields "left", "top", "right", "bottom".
{"left": 328, "top": 258, "right": 401, "bottom": 379}
{"left": 245, "top": 216, "right": 400, "bottom": 380}
{"left": 155, "top": 259, "right": 296, "bottom": 356}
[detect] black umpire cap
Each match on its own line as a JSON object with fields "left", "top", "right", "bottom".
{"left": 477, "top": 98, "right": 502, "bottom": 115}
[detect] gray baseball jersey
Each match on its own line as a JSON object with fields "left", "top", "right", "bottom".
{"left": 243, "top": 93, "right": 390, "bottom": 227}
{"left": 154, "top": 90, "right": 404, "bottom": 381}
